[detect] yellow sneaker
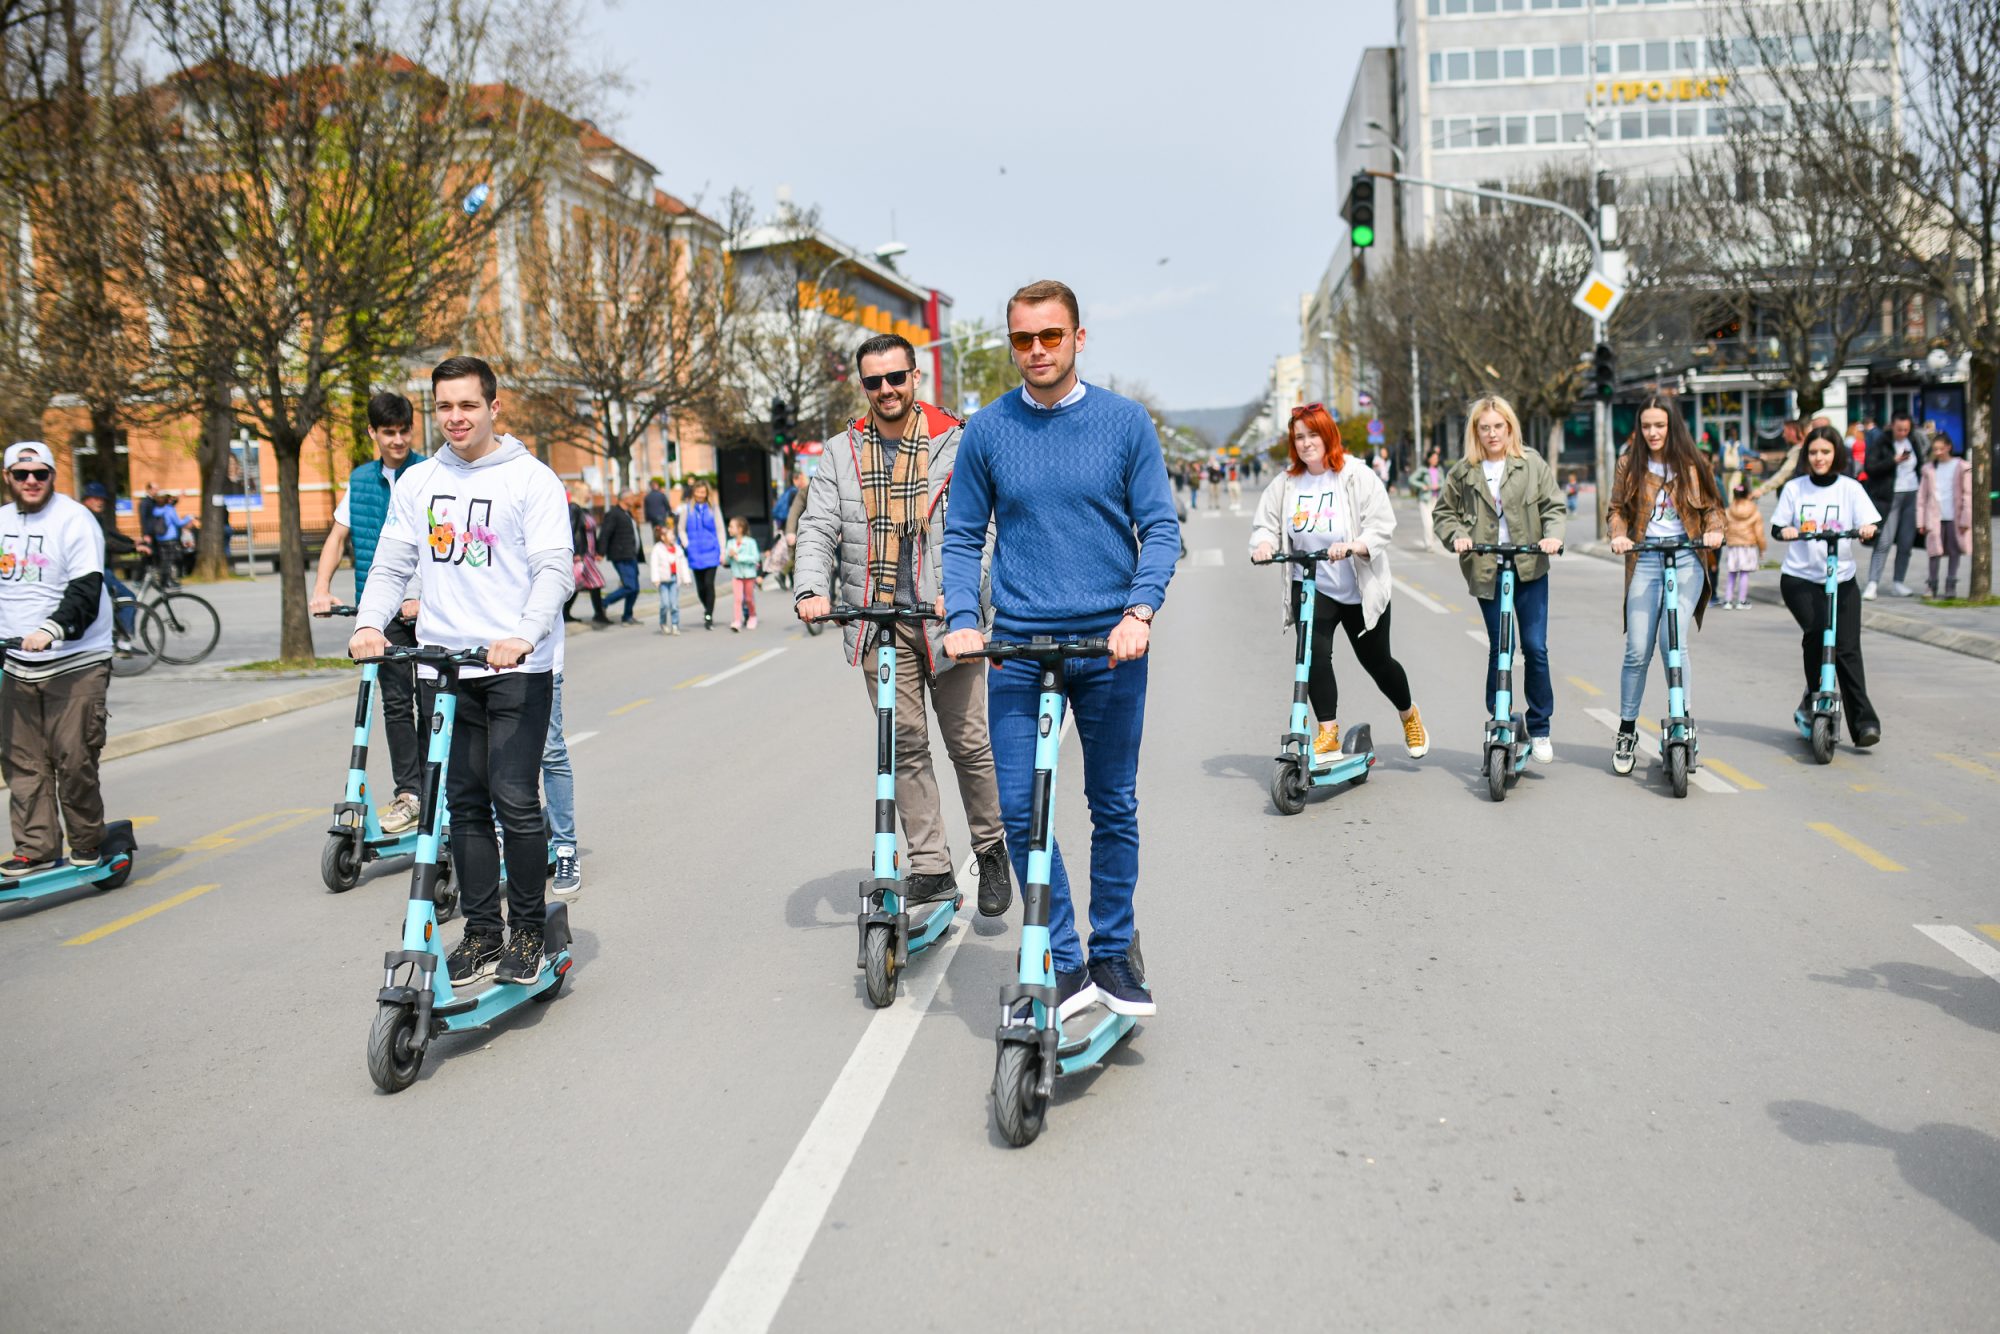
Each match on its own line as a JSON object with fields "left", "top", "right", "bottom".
{"left": 1402, "top": 706, "right": 1429, "bottom": 759}
{"left": 1313, "top": 722, "right": 1341, "bottom": 758}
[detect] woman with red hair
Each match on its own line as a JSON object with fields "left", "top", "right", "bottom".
{"left": 1249, "top": 403, "right": 1428, "bottom": 761}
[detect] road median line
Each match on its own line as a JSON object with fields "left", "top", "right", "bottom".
{"left": 64, "top": 884, "right": 220, "bottom": 946}
{"left": 1809, "top": 822, "right": 1904, "bottom": 872}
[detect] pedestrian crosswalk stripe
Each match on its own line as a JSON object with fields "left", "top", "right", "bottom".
{"left": 1915, "top": 925, "right": 2000, "bottom": 983}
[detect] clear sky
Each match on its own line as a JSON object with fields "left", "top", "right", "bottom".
{"left": 586, "top": 0, "right": 1396, "bottom": 412}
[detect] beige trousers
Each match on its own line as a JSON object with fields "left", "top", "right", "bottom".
{"left": 858, "top": 622, "right": 1004, "bottom": 875}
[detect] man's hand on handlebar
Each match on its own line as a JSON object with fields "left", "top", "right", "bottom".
{"left": 399, "top": 599, "right": 420, "bottom": 622}
{"left": 348, "top": 627, "right": 388, "bottom": 660}
{"left": 1107, "top": 614, "right": 1149, "bottom": 667}
{"left": 943, "top": 628, "right": 986, "bottom": 661}
{"left": 486, "top": 637, "right": 532, "bottom": 670}
{"left": 20, "top": 629, "right": 52, "bottom": 653}
{"left": 1537, "top": 537, "right": 1563, "bottom": 555}
{"left": 796, "top": 594, "right": 831, "bottom": 623}
{"left": 309, "top": 591, "right": 337, "bottom": 616}
{"left": 1453, "top": 536, "right": 1472, "bottom": 554}
{"left": 1859, "top": 524, "right": 1877, "bottom": 541}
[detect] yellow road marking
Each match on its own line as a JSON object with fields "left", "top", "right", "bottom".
{"left": 610, "top": 697, "right": 653, "bottom": 716}
{"left": 1702, "top": 758, "right": 1765, "bottom": 791}
{"left": 1936, "top": 753, "right": 2000, "bottom": 784}
{"left": 739, "top": 649, "right": 766, "bottom": 661}
{"left": 673, "top": 675, "right": 707, "bottom": 690}
{"left": 1565, "top": 675, "right": 1603, "bottom": 697}
{"left": 64, "top": 884, "right": 220, "bottom": 946}
{"left": 1978, "top": 925, "right": 2000, "bottom": 945}
{"left": 130, "top": 816, "right": 159, "bottom": 828}
{"left": 1849, "top": 783, "right": 1876, "bottom": 792}
{"left": 131, "top": 810, "right": 319, "bottom": 889}
{"left": 1807, "top": 823, "right": 1905, "bottom": 872}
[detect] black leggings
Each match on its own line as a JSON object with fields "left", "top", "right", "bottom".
{"left": 446, "top": 670, "right": 554, "bottom": 936}
{"left": 1778, "top": 573, "right": 1879, "bottom": 739}
{"left": 692, "top": 565, "right": 719, "bottom": 619}
{"left": 1296, "top": 583, "right": 1412, "bottom": 723}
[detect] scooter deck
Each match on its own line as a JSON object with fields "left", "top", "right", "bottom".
{"left": 1056, "top": 1005, "right": 1138, "bottom": 1075}
{"left": 0, "top": 860, "right": 122, "bottom": 903}
{"left": 436, "top": 953, "right": 572, "bottom": 1030}
{"left": 905, "top": 898, "right": 957, "bottom": 955}
{"left": 1307, "top": 750, "right": 1374, "bottom": 786}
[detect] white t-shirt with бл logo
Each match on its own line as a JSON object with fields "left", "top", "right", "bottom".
{"left": 0, "top": 494, "right": 113, "bottom": 667}
{"left": 1289, "top": 469, "right": 1361, "bottom": 604}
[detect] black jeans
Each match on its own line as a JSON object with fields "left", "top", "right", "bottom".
{"left": 1779, "top": 573, "right": 1878, "bottom": 739}
{"left": 1296, "top": 583, "right": 1412, "bottom": 723}
{"left": 563, "top": 587, "right": 606, "bottom": 621}
{"left": 379, "top": 616, "right": 424, "bottom": 798}
{"left": 446, "top": 670, "right": 554, "bottom": 937}
{"left": 692, "top": 565, "right": 719, "bottom": 620}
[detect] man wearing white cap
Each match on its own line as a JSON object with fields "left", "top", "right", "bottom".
{"left": 0, "top": 441, "right": 115, "bottom": 874}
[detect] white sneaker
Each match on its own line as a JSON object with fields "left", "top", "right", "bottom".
{"left": 1862, "top": 581, "right": 1878, "bottom": 600}
{"left": 1890, "top": 582, "right": 1913, "bottom": 597}
{"left": 1530, "top": 736, "right": 1554, "bottom": 764}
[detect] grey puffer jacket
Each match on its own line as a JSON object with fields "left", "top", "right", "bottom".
{"left": 792, "top": 404, "right": 989, "bottom": 670}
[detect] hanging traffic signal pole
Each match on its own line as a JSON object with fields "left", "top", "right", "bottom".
{"left": 1358, "top": 168, "right": 1613, "bottom": 536}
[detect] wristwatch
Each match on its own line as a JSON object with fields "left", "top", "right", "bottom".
{"left": 1124, "top": 605, "right": 1154, "bottom": 624}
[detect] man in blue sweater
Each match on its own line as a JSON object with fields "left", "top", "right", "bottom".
{"left": 941, "top": 279, "right": 1180, "bottom": 1018}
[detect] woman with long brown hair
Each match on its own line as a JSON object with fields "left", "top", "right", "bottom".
{"left": 1605, "top": 394, "right": 1724, "bottom": 775}
{"left": 1249, "top": 403, "right": 1428, "bottom": 760}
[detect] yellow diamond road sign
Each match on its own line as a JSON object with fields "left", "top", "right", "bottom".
{"left": 1573, "top": 271, "right": 1625, "bottom": 322}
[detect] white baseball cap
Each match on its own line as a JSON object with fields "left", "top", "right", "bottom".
{"left": 4, "top": 441, "right": 55, "bottom": 472}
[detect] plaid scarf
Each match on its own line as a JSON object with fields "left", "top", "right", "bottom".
{"left": 858, "top": 406, "right": 930, "bottom": 606}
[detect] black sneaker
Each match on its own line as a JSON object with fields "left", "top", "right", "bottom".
{"left": 447, "top": 930, "right": 503, "bottom": 985}
{"left": 902, "top": 870, "right": 957, "bottom": 906}
{"left": 1088, "top": 955, "right": 1155, "bottom": 1018}
{"left": 974, "top": 841, "right": 1013, "bottom": 917}
{"left": 0, "top": 854, "right": 56, "bottom": 878}
{"left": 68, "top": 850, "right": 101, "bottom": 870}
{"left": 1056, "top": 967, "right": 1098, "bottom": 1020}
{"left": 497, "top": 926, "right": 545, "bottom": 985}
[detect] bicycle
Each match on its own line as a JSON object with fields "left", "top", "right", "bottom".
{"left": 117, "top": 562, "right": 221, "bottom": 666}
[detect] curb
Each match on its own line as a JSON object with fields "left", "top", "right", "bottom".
{"left": 103, "top": 679, "right": 355, "bottom": 763}
{"left": 1575, "top": 541, "right": 2000, "bottom": 665}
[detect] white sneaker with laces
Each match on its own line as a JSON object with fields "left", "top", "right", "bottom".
{"left": 1530, "top": 736, "right": 1554, "bottom": 764}
{"left": 1890, "top": 582, "right": 1913, "bottom": 597}
{"left": 1862, "top": 581, "right": 1878, "bottom": 600}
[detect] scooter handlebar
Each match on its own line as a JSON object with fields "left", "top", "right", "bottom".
{"left": 1251, "top": 550, "right": 1340, "bottom": 567}
{"left": 957, "top": 636, "right": 1112, "bottom": 664}
{"left": 1786, "top": 529, "right": 1848, "bottom": 543}
{"left": 808, "top": 605, "right": 944, "bottom": 626}
{"left": 1628, "top": 537, "right": 1712, "bottom": 553}
{"left": 314, "top": 604, "right": 360, "bottom": 618}
{"left": 1465, "top": 542, "right": 1564, "bottom": 557}
{"left": 351, "top": 644, "right": 490, "bottom": 668}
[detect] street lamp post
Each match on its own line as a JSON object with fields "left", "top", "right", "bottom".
{"left": 1361, "top": 130, "right": 1421, "bottom": 467}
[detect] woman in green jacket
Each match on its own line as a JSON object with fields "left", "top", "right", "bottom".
{"left": 1430, "top": 394, "right": 1569, "bottom": 761}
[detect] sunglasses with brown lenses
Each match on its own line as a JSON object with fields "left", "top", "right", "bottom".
{"left": 1008, "top": 327, "right": 1070, "bottom": 352}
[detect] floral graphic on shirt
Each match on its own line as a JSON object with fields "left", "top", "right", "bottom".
{"left": 462, "top": 522, "right": 496, "bottom": 567}
{"left": 0, "top": 535, "right": 48, "bottom": 582}
{"left": 0, "top": 552, "right": 15, "bottom": 579}
{"left": 1290, "top": 487, "right": 1342, "bottom": 535}
{"left": 426, "top": 507, "right": 456, "bottom": 557}
{"left": 421, "top": 495, "right": 499, "bottom": 568}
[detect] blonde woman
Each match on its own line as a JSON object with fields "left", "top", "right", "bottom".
{"left": 1430, "top": 395, "right": 1568, "bottom": 761}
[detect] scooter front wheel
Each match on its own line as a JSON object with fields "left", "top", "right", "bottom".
{"left": 862, "top": 923, "right": 897, "bottom": 1008}
{"left": 321, "top": 834, "right": 362, "bottom": 893}
{"left": 1485, "top": 746, "right": 1509, "bottom": 803}
{"left": 1666, "top": 743, "right": 1690, "bottom": 798}
{"left": 1270, "top": 759, "right": 1307, "bottom": 816}
{"left": 993, "top": 1043, "right": 1047, "bottom": 1147}
{"left": 366, "top": 1002, "right": 424, "bottom": 1093}
{"left": 1809, "top": 716, "right": 1836, "bottom": 765}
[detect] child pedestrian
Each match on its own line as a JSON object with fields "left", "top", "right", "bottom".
{"left": 1564, "top": 473, "right": 1580, "bottom": 515}
{"left": 649, "top": 524, "right": 687, "bottom": 634}
{"left": 725, "top": 516, "right": 760, "bottom": 631}
{"left": 1720, "top": 482, "right": 1766, "bottom": 608}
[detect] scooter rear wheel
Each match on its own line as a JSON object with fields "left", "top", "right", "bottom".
{"left": 434, "top": 856, "right": 459, "bottom": 924}
{"left": 993, "top": 1043, "right": 1047, "bottom": 1147}
{"left": 1809, "top": 716, "right": 1836, "bottom": 765}
{"left": 1270, "top": 759, "right": 1307, "bottom": 816}
{"left": 366, "top": 1002, "right": 424, "bottom": 1093}
{"left": 321, "top": 835, "right": 362, "bottom": 893}
{"left": 1485, "top": 746, "right": 1509, "bottom": 803}
{"left": 1666, "top": 743, "right": 1690, "bottom": 798}
{"left": 862, "top": 923, "right": 897, "bottom": 1008}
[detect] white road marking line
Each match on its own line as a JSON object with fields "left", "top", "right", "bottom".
{"left": 1583, "top": 707, "right": 1735, "bottom": 793}
{"left": 694, "top": 647, "right": 788, "bottom": 688}
{"left": 1393, "top": 578, "right": 1448, "bottom": 615}
{"left": 1914, "top": 925, "right": 2000, "bottom": 985}
{"left": 1465, "top": 629, "right": 1486, "bottom": 644}
{"left": 564, "top": 731, "right": 598, "bottom": 747}
{"left": 693, "top": 711, "right": 1074, "bottom": 1333}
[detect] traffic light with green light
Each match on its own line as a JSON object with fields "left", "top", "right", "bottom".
{"left": 1593, "top": 343, "right": 1616, "bottom": 402}
{"left": 770, "top": 396, "right": 794, "bottom": 449}
{"left": 1344, "top": 172, "right": 1377, "bottom": 250}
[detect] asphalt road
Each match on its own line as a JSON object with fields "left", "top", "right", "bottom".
{"left": 4, "top": 498, "right": 1998, "bottom": 1332}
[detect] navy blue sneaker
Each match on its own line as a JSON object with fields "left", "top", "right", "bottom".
{"left": 1088, "top": 955, "right": 1155, "bottom": 1017}
{"left": 1056, "top": 967, "right": 1098, "bottom": 1020}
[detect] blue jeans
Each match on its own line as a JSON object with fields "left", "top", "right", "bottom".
{"left": 657, "top": 578, "right": 680, "bottom": 628}
{"left": 106, "top": 572, "right": 136, "bottom": 637}
{"left": 1476, "top": 572, "right": 1553, "bottom": 738}
{"left": 541, "top": 671, "right": 576, "bottom": 847}
{"left": 988, "top": 651, "right": 1148, "bottom": 973}
{"left": 1620, "top": 549, "right": 1701, "bottom": 721}
{"left": 609, "top": 558, "right": 641, "bottom": 621}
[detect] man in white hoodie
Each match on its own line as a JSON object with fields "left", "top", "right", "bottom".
{"left": 349, "top": 356, "right": 574, "bottom": 986}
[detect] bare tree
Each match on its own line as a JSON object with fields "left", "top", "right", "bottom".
{"left": 131, "top": 0, "right": 578, "bottom": 661}
{"left": 1726, "top": 0, "right": 1997, "bottom": 596}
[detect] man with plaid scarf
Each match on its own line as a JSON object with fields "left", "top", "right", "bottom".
{"left": 794, "top": 333, "right": 1012, "bottom": 915}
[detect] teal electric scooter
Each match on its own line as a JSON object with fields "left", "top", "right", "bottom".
{"left": 1630, "top": 537, "right": 1708, "bottom": 797}
{"left": 360, "top": 644, "right": 571, "bottom": 1093}
{"left": 1252, "top": 550, "right": 1375, "bottom": 813}
{"left": 959, "top": 636, "right": 1142, "bottom": 1148}
{"left": 1468, "top": 542, "right": 1559, "bottom": 802}
{"left": 810, "top": 604, "right": 961, "bottom": 1008}
{"left": 1791, "top": 528, "right": 1846, "bottom": 765}
{"left": 0, "top": 637, "right": 136, "bottom": 908}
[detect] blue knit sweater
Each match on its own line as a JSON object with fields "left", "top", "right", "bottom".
{"left": 942, "top": 384, "right": 1180, "bottom": 637}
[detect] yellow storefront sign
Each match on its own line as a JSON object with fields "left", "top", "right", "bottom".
{"left": 1593, "top": 75, "right": 1731, "bottom": 106}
